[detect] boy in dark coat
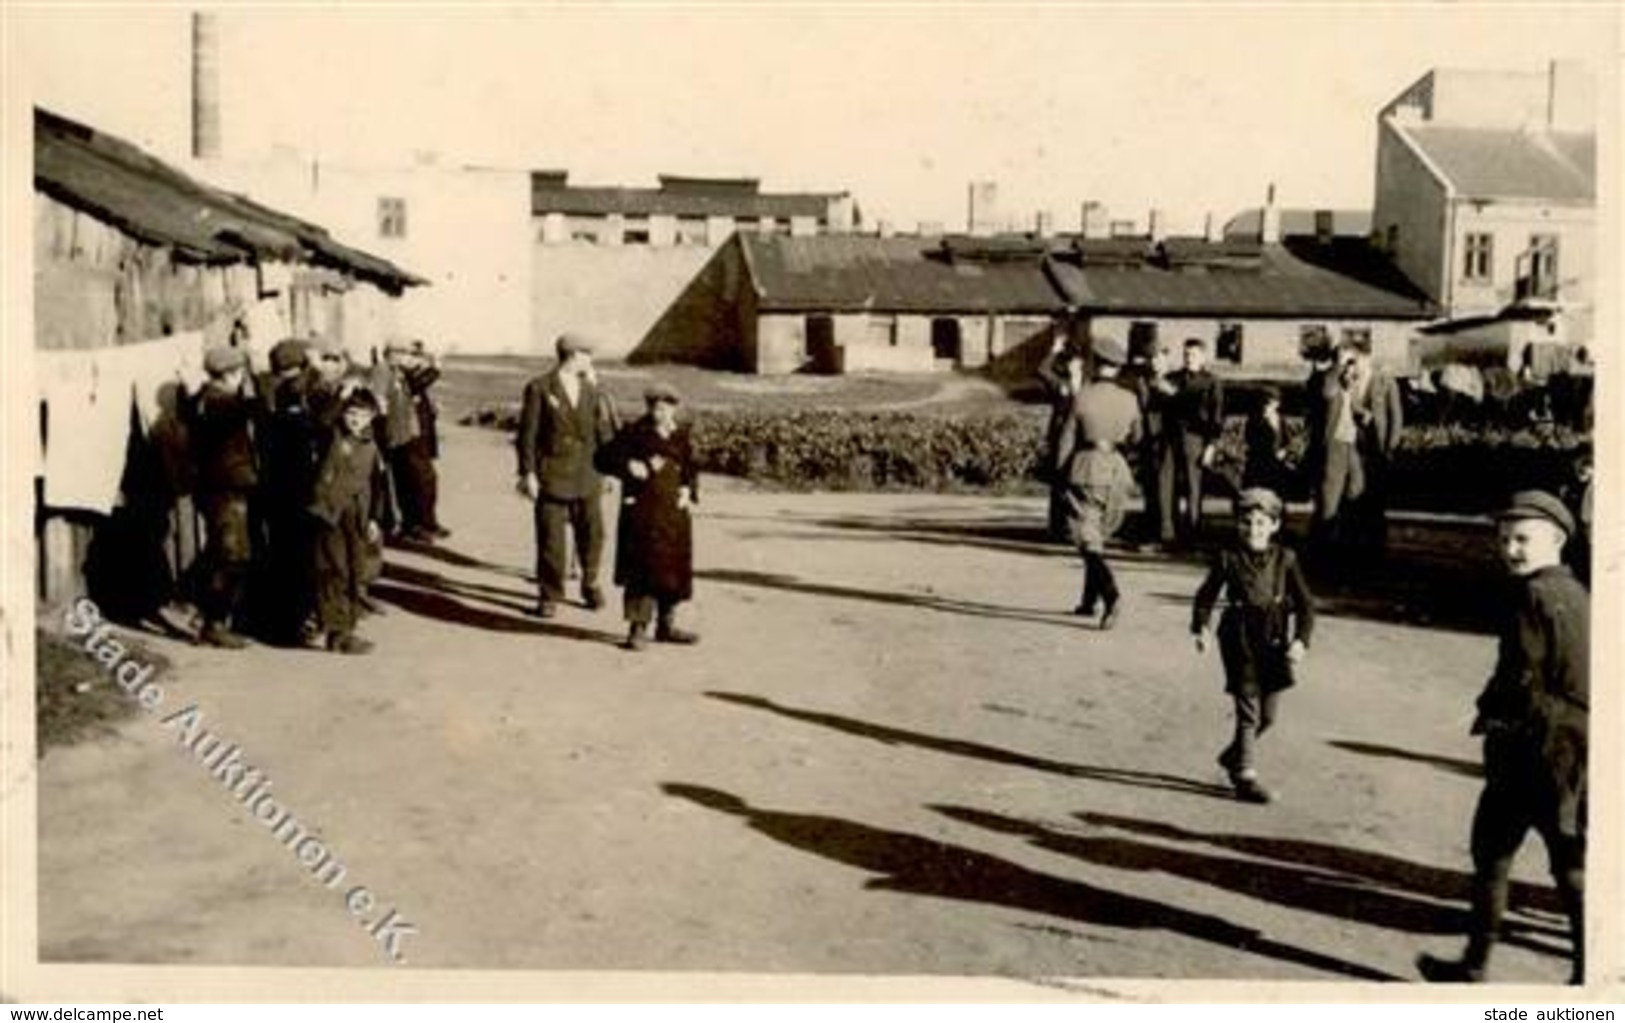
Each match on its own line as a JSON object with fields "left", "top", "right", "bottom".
{"left": 308, "top": 388, "right": 386, "bottom": 654}
{"left": 257, "top": 339, "right": 321, "bottom": 645}
{"left": 190, "top": 345, "right": 260, "bottom": 648}
{"left": 1419, "top": 491, "right": 1588, "bottom": 985}
{"left": 1241, "top": 387, "right": 1292, "bottom": 498}
{"left": 596, "top": 383, "right": 698, "bottom": 651}
{"left": 1192, "top": 487, "right": 1314, "bottom": 804}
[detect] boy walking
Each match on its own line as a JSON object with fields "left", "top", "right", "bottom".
{"left": 308, "top": 388, "right": 386, "bottom": 654}
{"left": 190, "top": 346, "right": 260, "bottom": 648}
{"left": 1191, "top": 487, "right": 1314, "bottom": 804}
{"left": 1419, "top": 491, "right": 1588, "bottom": 985}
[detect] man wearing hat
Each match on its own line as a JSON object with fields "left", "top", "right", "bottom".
{"left": 189, "top": 345, "right": 260, "bottom": 648}
{"left": 1053, "top": 332, "right": 1142, "bottom": 628}
{"left": 596, "top": 382, "right": 699, "bottom": 650}
{"left": 1420, "top": 490, "right": 1588, "bottom": 984}
{"left": 1191, "top": 486, "right": 1314, "bottom": 804}
{"left": 1307, "top": 337, "right": 1403, "bottom": 576}
{"left": 255, "top": 338, "right": 323, "bottom": 644}
{"left": 517, "top": 333, "right": 621, "bottom": 617}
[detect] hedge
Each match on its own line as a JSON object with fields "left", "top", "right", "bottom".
{"left": 465, "top": 402, "right": 1588, "bottom": 512}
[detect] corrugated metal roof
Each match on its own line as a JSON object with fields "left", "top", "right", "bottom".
{"left": 742, "top": 234, "right": 1066, "bottom": 314}
{"left": 1048, "top": 240, "right": 1434, "bottom": 320}
{"left": 1402, "top": 125, "right": 1595, "bottom": 202}
{"left": 35, "top": 108, "right": 425, "bottom": 293}
{"left": 533, "top": 176, "right": 842, "bottom": 220}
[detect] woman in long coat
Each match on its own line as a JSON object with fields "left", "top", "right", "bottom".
{"left": 596, "top": 383, "right": 699, "bottom": 651}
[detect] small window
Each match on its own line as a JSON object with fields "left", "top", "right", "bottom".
{"left": 622, "top": 217, "right": 651, "bottom": 245}
{"left": 377, "top": 197, "right": 407, "bottom": 239}
{"left": 1463, "top": 232, "right": 1494, "bottom": 282}
{"left": 1341, "top": 326, "right": 1372, "bottom": 350}
{"left": 1216, "top": 323, "right": 1244, "bottom": 364}
{"left": 1299, "top": 324, "right": 1332, "bottom": 359}
{"left": 676, "top": 217, "right": 709, "bottom": 245}
{"left": 868, "top": 316, "right": 898, "bottom": 348}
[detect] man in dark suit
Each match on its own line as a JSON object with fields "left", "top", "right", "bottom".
{"left": 517, "top": 333, "right": 620, "bottom": 618}
{"left": 1163, "top": 338, "right": 1225, "bottom": 545}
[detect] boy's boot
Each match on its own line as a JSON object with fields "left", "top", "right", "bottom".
{"left": 655, "top": 613, "right": 698, "bottom": 645}
{"left": 1417, "top": 940, "right": 1489, "bottom": 983}
{"left": 1231, "top": 769, "right": 1272, "bottom": 804}
{"left": 200, "top": 620, "right": 248, "bottom": 649}
{"left": 326, "top": 631, "right": 374, "bottom": 655}
{"left": 623, "top": 622, "right": 649, "bottom": 652}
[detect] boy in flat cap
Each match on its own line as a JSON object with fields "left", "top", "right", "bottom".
{"left": 189, "top": 345, "right": 260, "bottom": 648}
{"left": 1420, "top": 490, "right": 1588, "bottom": 985}
{"left": 596, "top": 383, "right": 699, "bottom": 651}
{"left": 307, "top": 387, "right": 387, "bottom": 654}
{"left": 517, "top": 333, "right": 621, "bottom": 617}
{"left": 1054, "top": 333, "right": 1141, "bottom": 628}
{"left": 1192, "top": 487, "right": 1314, "bottom": 804}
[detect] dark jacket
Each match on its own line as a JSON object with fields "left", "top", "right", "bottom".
{"left": 405, "top": 364, "right": 442, "bottom": 458}
{"left": 191, "top": 380, "right": 259, "bottom": 493}
{"left": 1193, "top": 544, "right": 1315, "bottom": 693}
{"left": 517, "top": 369, "right": 620, "bottom": 500}
{"left": 596, "top": 416, "right": 697, "bottom": 601}
{"left": 309, "top": 430, "right": 382, "bottom": 528}
{"left": 1165, "top": 368, "right": 1225, "bottom": 443}
{"left": 260, "top": 371, "right": 323, "bottom": 512}
{"left": 1473, "top": 565, "right": 1588, "bottom": 833}
{"left": 1242, "top": 412, "right": 1292, "bottom": 496}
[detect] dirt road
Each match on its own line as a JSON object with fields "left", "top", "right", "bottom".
{"left": 34, "top": 424, "right": 1575, "bottom": 987}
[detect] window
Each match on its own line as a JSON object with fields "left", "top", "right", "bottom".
{"left": 377, "top": 197, "right": 407, "bottom": 239}
{"left": 676, "top": 217, "right": 709, "bottom": 246}
{"left": 1128, "top": 321, "right": 1159, "bottom": 355}
{"left": 931, "top": 319, "right": 963, "bottom": 363}
{"left": 1527, "top": 234, "right": 1560, "bottom": 298}
{"left": 622, "top": 216, "right": 651, "bottom": 245}
{"left": 1109, "top": 219, "right": 1138, "bottom": 238}
{"left": 1463, "top": 232, "right": 1494, "bottom": 282}
{"left": 1299, "top": 324, "right": 1332, "bottom": 359}
{"left": 868, "top": 315, "right": 898, "bottom": 348}
{"left": 568, "top": 215, "right": 604, "bottom": 245}
{"left": 1216, "top": 323, "right": 1244, "bottom": 364}
{"left": 1341, "top": 326, "right": 1372, "bottom": 352}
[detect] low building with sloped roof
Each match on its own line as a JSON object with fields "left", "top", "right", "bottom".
{"left": 1048, "top": 236, "right": 1435, "bottom": 376}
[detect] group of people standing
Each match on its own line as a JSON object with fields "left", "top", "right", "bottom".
{"left": 1039, "top": 328, "right": 1588, "bottom": 984}
{"left": 178, "top": 336, "right": 444, "bottom": 653}
{"left": 515, "top": 333, "right": 700, "bottom": 651}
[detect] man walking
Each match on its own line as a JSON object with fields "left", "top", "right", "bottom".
{"left": 517, "top": 333, "right": 620, "bottom": 618}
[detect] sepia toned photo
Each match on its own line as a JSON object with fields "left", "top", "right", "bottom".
{"left": 1, "top": 2, "right": 1618, "bottom": 1004}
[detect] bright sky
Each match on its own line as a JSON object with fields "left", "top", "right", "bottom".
{"left": 11, "top": 5, "right": 1618, "bottom": 232}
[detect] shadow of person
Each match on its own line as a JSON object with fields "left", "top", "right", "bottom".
{"left": 1070, "top": 809, "right": 1562, "bottom": 920}
{"left": 663, "top": 783, "right": 1395, "bottom": 981}
{"left": 696, "top": 568, "right": 1090, "bottom": 629}
{"left": 706, "top": 691, "right": 1237, "bottom": 802}
{"left": 934, "top": 803, "right": 1578, "bottom": 955}
{"left": 369, "top": 581, "right": 614, "bottom": 645}
{"left": 1326, "top": 739, "right": 1482, "bottom": 780}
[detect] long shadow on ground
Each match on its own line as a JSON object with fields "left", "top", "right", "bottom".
{"left": 934, "top": 805, "right": 1567, "bottom": 957}
{"left": 1327, "top": 739, "right": 1482, "bottom": 780}
{"left": 371, "top": 563, "right": 614, "bottom": 645}
{"left": 697, "top": 567, "right": 1096, "bottom": 630}
{"left": 662, "top": 783, "right": 1395, "bottom": 980}
{"left": 1068, "top": 810, "right": 1562, "bottom": 919}
{"left": 706, "top": 692, "right": 1234, "bottom": 802}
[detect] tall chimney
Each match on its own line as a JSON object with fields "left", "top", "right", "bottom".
{"left": 968, "top": 181, "right": 999, "bottom": 237}
{"left": 192, "top": 12, "right": 222, "bottom": 160}
{"left": 1260, "top": 183, "right": 1281, "bottom": 245}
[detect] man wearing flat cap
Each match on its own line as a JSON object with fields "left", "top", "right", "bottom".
{"left": 596, "top": 383, "right": 699, "bottom": 650}
{"left": 1053, "top": 332, "right": 1142, "bottom": 628}
{"left": 189, "top": 345, "right": 260, "bottom": 647}
{"left": 517, "top": 333, "right": 621, "bottom": 617}
{"left": 1420, "top": 490, "right": 1588, "bottom": 985}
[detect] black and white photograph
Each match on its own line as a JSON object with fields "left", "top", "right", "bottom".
{"left": 1, "top": 2, "right": 1618, "bottom": 1004}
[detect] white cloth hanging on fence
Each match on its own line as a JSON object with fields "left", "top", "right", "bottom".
{"left": 38, "top": 349, "right": 136, "bottom": 514}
